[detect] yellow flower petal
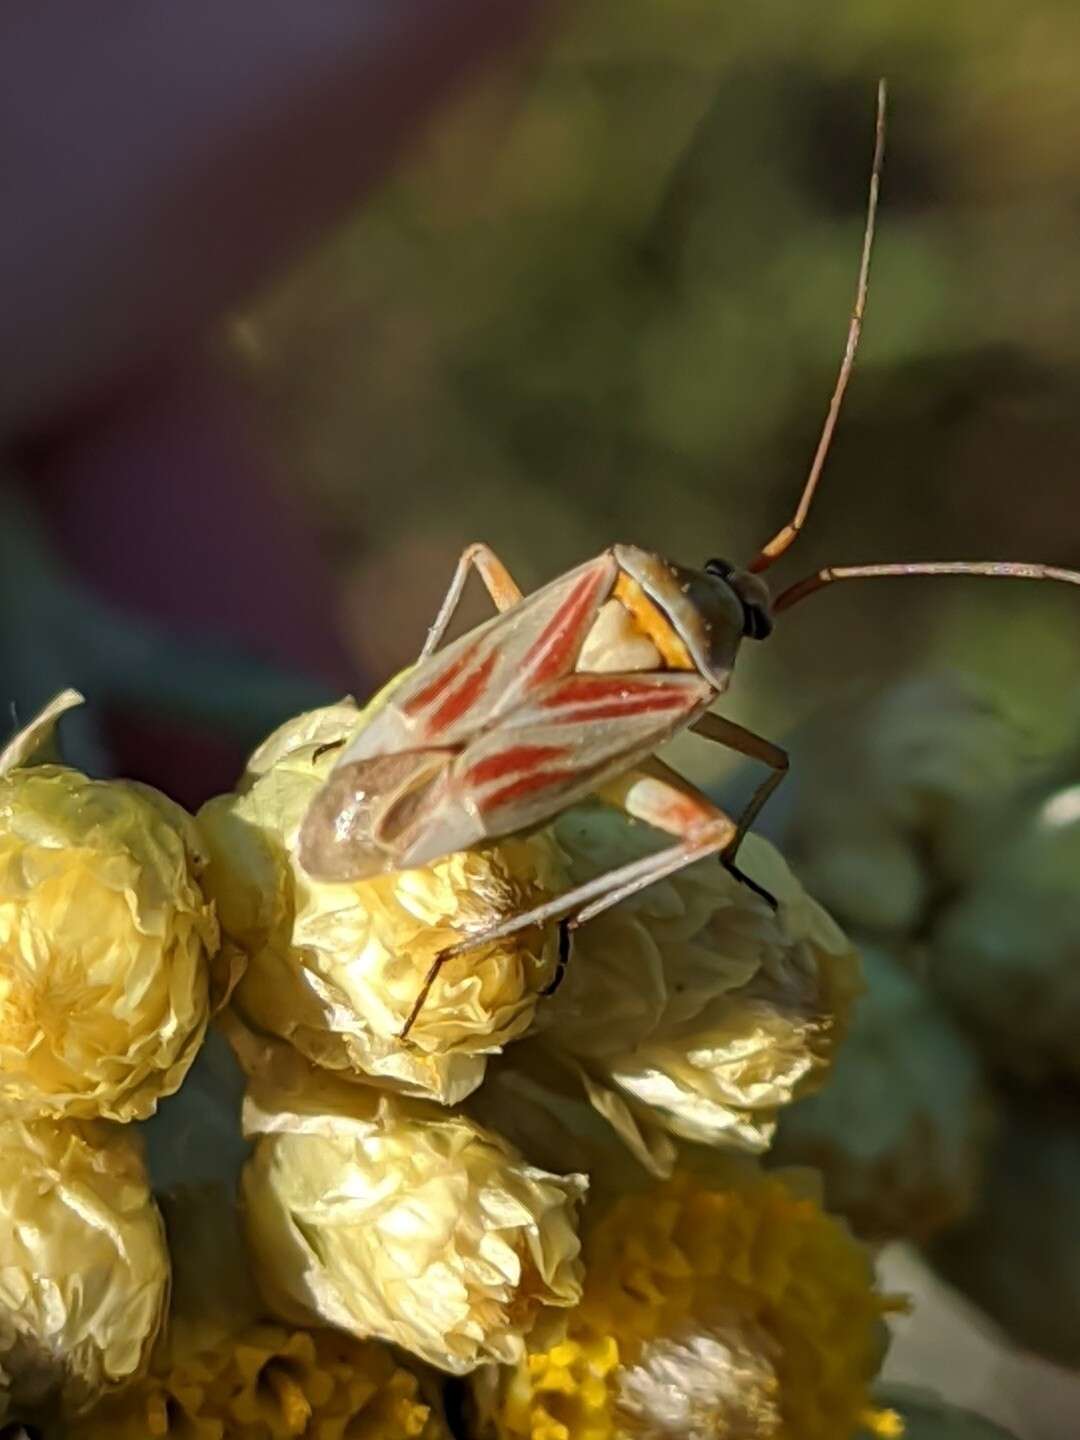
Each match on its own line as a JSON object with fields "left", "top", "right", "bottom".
{"left": 0, "top": 1117, "right": 169, "bottom": 1425}
{"left": 0, "top": 697, "right": 220, "bottom": 1122}
{"left": 507, "top": 807, "right": 859, "bottom": 1167}
{"left": 200, "top": 698, "right": 566, "bottom": 1105}
{"left": 240, "top": 1064, "right": 585, "bottom": 1373}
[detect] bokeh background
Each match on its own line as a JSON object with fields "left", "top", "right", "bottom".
{"left": 243, "top": 0, "right": 1080, "bottom": 768}
{"left": 6, "top": 4, "right": 1080, "bottom": 1438}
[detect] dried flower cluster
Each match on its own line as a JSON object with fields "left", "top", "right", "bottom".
{"left": 0, "top": 693, "right": 208, "bottom": 1426}
{"left": 240, "top": 1064, "right": 586, "bottom": 1374}
{"left": 68, "top": 1187, "right": 450, "bottom": 1440}
{"left": 8, "top": 671, "right": 1002, "bottom": 1438}
{"left": 470, "top": 1162, "right": 901, "bottom": 1440}
{"left": 0, "top": 692, "right": 220, "bottom": 1122}
{"left": 199, "top": 698, "right": 568, "bottom": 1106}
{"left": 0, "top": 1118, "right": 169, "bottom": 1426}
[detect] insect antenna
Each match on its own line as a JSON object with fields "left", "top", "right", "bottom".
{"left": 747, "top": 78, "right": 887, "bottom": 576}
{"left": 773, "top": 559, "right": 1080, "bottom": 614}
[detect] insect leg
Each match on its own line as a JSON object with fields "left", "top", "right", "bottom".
{"left": 310, "top": 547, "right": 525, "bottom": 794}
{"left": 538, "top": 920, "right": 573, "bottom": 997}
{"left": 420, "top": 543, "right": 524, "bottom": 659}
{"left": 689, "top": 712, "right": 789, "bottom": 901}
{"left": 400, "top": 765, "right": 740, "bottom": 1038}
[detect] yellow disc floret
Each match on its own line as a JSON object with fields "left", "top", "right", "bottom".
{"left": 69, "top": 1323, "right": 450, "bottom": 1440}
{"left": 474, "top": 1164, "right": 898, "bottom": 1440}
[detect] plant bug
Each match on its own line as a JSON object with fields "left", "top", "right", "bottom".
{"left": 299, "top": 80, "right": 1080, "bottom": 1037}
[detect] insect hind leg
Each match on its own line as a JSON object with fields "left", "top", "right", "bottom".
{"left": 400, "top": 763, "right": 765, "bottom": 1039}
{"left": 400, "top": 812, "right": 738, "bottom": 1039}
{"left": 539, "top": 919, "right": 574, "bottom": 997}
{"left": 401, "top": 916, "right": 571, "bottom": 1040}
{"left": 595, "top": 756, "right": 779, "bottom": 908}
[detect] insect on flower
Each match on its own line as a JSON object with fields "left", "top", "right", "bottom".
{"left": 299, "top": 80, "right": 1080, "bottom": 1037}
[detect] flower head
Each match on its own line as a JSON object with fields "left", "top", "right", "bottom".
{"left": 200, "top": 698, "right": 566, "bottom": 1105}
{"left": 69, "top": 1183, "right": 450, "bottom": 1440}
{"left": 240, "top": 1063, "right": 585, "bottom": 1374}
{"left": 515, "top": 807, "right": 860, "bottom": 1169}
{"left": 472, "top": 1162, "right": 898, "bottom": 1440}
{"left": 0, "top": 1116, "right": 169, "bottom": 1425}
{"left": 69, "top": 1324, "right": 449, "bottom": 1440}
{"left": 0, "top": 691, "right": 220, "bottom": 1121}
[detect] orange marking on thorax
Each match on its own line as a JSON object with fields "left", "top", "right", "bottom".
{"left": 613, "top": 573, "right": 694, "bottom": 670}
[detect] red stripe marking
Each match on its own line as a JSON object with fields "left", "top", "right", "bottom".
{"left": 523, "top": 570, "right": 605, "bottom": 685}
{"left": 539, "top": 675, "right": 677, "bottom": 708}
{"left": 428, "top": 651, "right": 498, "bottom": 734}
{"left": 480, "top": 768, "right": 581, "bottom": 812}
{"left": 555, "top": 694, "right": 695, "bottom": 723}
{"left": 466, "top": 743, "right": 568, "bottom": 785}
{"left": 403, "top": 640, "right": 481, "bottom": 716}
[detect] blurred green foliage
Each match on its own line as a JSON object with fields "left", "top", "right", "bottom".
{"left": 243, "top": 0, "right": 1080, "bottom": 772}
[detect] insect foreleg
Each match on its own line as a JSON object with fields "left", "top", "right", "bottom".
{"left": 420, "top": 542, "right": 524, "bottom": 659}
{"left": 689, "top": 712, "right": 790, "bottom": 873}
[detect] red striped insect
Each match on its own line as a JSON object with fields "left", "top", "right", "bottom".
{"left": 299, "top": 81, "right": 1080, "bottom": 1035}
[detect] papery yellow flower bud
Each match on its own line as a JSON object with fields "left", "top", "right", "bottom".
{"left": 0, "top": 1116, "right": 169, "bottom": 1426}
{"left": 239, "top": 1064, "right": 586, "bottom": 1374}
{"left": 774, "top": 942, "right": 992, "bottom": 1242}
{"left": 472, "top": 1162, "right": 897, "bottom": 1440}
{"left": 200, "top": 698, "right": 566, "bottom": 1106}
{"left": 520, "top": 806, "right": 860, "bottom": 1167}
{"left": 468, "top": 1041, "right": 681, "bottom": 1193}
{"left": 70, "top": 1183, "right": 452, "bottom": 1440}
{"left": 0, "top": 692, "right": 221, "bottom": 1122}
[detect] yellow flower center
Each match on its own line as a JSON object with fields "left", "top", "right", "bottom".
{"left": 478, "top": 1168, "right": 896, "bottom": 1440}
{"left": 614, "top": 1320, "right": 782, "bottom": 1439}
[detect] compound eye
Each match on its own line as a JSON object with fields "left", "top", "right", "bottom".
{"left": 742, "top": 603, "right": 773, "bottom": 641}
{"left": 704, "top": 557, "right": 735, "bottom": 580}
